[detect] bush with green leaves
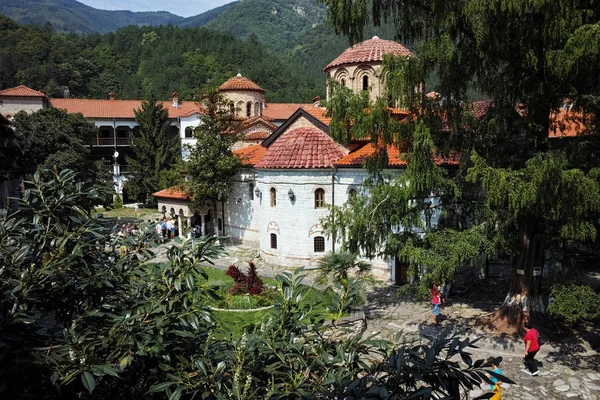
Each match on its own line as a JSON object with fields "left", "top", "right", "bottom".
{"left": 112, "top": 193, "right": 123, "bottom": 209}
{"left": 548, "top": 284, "right": 600, "bottom": 325}
{"left": 0, "top": 168, "right": 513, "bottom": 399}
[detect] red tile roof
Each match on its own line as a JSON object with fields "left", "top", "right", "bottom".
{"left": 218, "top": 74, "right": 264, "bottom": 93}
{"left": 301, "top": 106, "right": 332, "bottom": 125}
{"left": 0, "top": 85, "right": 46, "bottom": 97}
{"left": 234, "top": 144, "right": 267, "bottom": 166}
{"left": 245, "top": 130, "right": 271, "bottom": 140}
{"left": 152, "top": 186, "right": 189, "bottom": 200}
{"left": 255, "top": 127, "right": 346, "bottom": 169}
{"left": 336, "top": 143, "right": 406, "bottom": 167}
{"left": 263, "top": 103, "right": 312, "bottom": 120}
{"left": 240, "top": 116, "right": 277, "bottom": 131}
{"left": 325, "top": 36, "right": 414, "bottom": 71}
{"left": 550, "top": 109, "right": 587, "bottom": 137}
{"left": 49, "top": 98, "right": 201, "bottom": 119}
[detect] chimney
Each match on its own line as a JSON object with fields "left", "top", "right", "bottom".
{"left": 312, "top": 95, "right": 321, "bottom": 107}
{"left": 171, "top": 91, "right": 180, "bottom": 108}
{"left": 109, "top": 91, "right": 115, "bottom": 100}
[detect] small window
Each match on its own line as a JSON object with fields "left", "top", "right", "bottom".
{"left": 340, "top": 78, "right": 346, "bottom": 87}
{"left": 270, "top": 233, "right": 277, "bottom": 249}
{"left": 314, "top": 188, "right": 325, "bottom": 208}
{"left": 184, "top": 127, "right": 193, "bottom": 138}
{"left": 218, "top": 218, "right": 222, "bottom": 231}
{"left": 249, "top": 183, "right": 254, "bottom": 200}
{"left": 362, "top": 75, "right": 369, "bottom": 91}
{"left": 348, "top": 188, "right": 357, "bottom": 198}
{"left": 229, "top": 103, "right": 235, "bottom": 115}
{"left": 314, "top": 236, "right": 325, "bottom": 252}
{"left": 270, "top": 187, "right": 276, "bottom": 207}
{"left": 246, "top": 102, "right": 252, "bottom": 117}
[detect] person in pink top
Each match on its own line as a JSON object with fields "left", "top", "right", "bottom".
{"left": 431, "top": 282, "right": 441, "bottom": 325}
{"left": 523, "top": 322, "right": 540, "bottom": 375}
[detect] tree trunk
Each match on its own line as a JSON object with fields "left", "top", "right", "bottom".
{"left": 498, "top": 218, "right": 546, "bottom": 327}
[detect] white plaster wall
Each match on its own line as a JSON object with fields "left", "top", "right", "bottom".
{"left": 0, "top": 97, "right": 45, "bottom": 115}
{"left": 224, "top": 170, "right": 259, "bottom": 245}
{"left": 92, "top": 119, "right": 137, "bottom": 129}
{"left": 179, "top": 114, "right": 201, "bottom": 160}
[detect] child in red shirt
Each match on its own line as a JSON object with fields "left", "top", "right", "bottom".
{"left": 523, "top": 322, "right": 540, "bottom": 375}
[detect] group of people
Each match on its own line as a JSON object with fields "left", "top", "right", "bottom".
{"left": 111, "top": 223, "right": 140, "bottom": 237}
{"left": 155, "top": 217, "right": 177, "bottom": 240}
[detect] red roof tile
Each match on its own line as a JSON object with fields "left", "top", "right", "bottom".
{"left": 219, "top": 74, "right": 264, "bottom": 93}
{"left": 240, "top": 116, "right": 277, "bottom": 131}
{"left": 245, "top": 130, "right": 271, "bottom": 140}
{"left": 263, "top": 103, "right": 312, "bottom": 120}
{"left": 325, "top": 36, "right": 414, "bottom": 71}
{"left": 152, "top": 186, "right": 189, "bottom": 200}
{"left": 301, "top": 106, "right": 332, "bottom": 125}
{"left": 336, "top": 143, "right": 406, "bottom": 167}
{"left": 233, "top": 144, "right": 267, "bottom": 166}
{"left": 0, "top": 85, "right": 46, "bottom": 97}
{"left": 550, "top": 109, "right": 587, "bottom": 137}
{"left": 255, "top": 127, "right": 346, "bottom": 169}
{"left": 48, "top": 98, "right": 201, "bottom": 119}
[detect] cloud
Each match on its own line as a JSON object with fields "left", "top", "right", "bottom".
{"left": 77, "top": 0, "right": 235, "bottom": 17}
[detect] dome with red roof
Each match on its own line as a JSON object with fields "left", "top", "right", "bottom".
{"left": 255, "top": 127, "right": 346, "bottom": 169}
{"left": 218, "top": 74, "right": 264, "bottom": 93}
{"left": 324, "top": 36, "right": 413, "bottom": 71}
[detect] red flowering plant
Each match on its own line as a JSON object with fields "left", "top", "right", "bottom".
{"left": 225, "top": 262, "right": 264, "bottom": 296}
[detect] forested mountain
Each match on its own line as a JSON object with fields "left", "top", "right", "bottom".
{"left": 0, "top": 16, "right": 322, "bottom": 102}
{"left": 0, "top": 0, "right": 184, "bottom": 34}
{"left": 176, "top": 2, "right": 237, "bottom": 28}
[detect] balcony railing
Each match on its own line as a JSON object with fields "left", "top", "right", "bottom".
{"left": 88, "top": 138, "right": 133, "bottom": 147}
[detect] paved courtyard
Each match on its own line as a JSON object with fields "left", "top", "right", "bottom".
{"left": 153, "top": 241, "right": 600, "bottom": 399}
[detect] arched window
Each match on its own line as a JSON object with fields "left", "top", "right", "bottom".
{"left": 348, "top": 188, "right": 357, "bottom": 198}
{"left": 237, "top": 101, "right": 244, "bottom": 116}
{"left": 362, "top": 75, "right": 369, "bottom": 91}
{"left": 270, "top": 187, "right": 277, "bottom": 207}
{"left": 229, "top": 103, "right": 235, "bottom": 115}
{"left": 184, "top": 127, "right": 193, "bottom": 138}
{"left": 249, "top": 183, "right": 254, "bottom": 200}
{"left": 246, "top": 102, "right": 252, "bottom": 117}
{"left": 254, "top": 102, "right": 260, "bottom": 116}
{"left": 314, "top": 188, "right": 325, "bottom": 208}
{"left": 314, "top": 236, "right": 325, "bottom": 252}
{"left": 270, "top": 233, "right": 278, "bottom": 249}
{"left": 340, "top": 78, "right": 346, "bottom": 87}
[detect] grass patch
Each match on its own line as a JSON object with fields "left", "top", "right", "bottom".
{"left": 198, "top": 266, "right": 338, "bottom": 338}
{"left": 94, "top": 206, "right": 160, "bottom": 220}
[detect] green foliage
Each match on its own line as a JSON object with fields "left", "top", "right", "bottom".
{"left": 184, "top": 89, "right": 242, "bottom": 209}
{"left": 548, "top": 284, "right": 600, "bottom": 325}
{"left": 112, "top": 193, "right": 123, "bottom": 209}
{"left": 0, "top": 16, "right": 320, "bottom": 102}
{"left": 124, "top": 98, "right": 181, "bottom": 204}
{"left": 0, "top": 169, "right": 513, "bottom": 399}
{"left": 316, "top": 251, "right": 371, "bottom": 285}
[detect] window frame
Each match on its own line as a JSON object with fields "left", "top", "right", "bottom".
{"left": 270, "top": 233, "right": 278, "bottom": 249}
{"left": 313, "top": 236, "right": 325, "bottom": 253}
{"left": 314, "top": 188, "right": 325, "bottom": 208}
{"left": 270, "top": 187, "right": 277, "bottom": 207}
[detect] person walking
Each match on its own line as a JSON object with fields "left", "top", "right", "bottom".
{"left": 488, "top": 360, "right": 502, "bottom": 390}
{"left": 431, "top": 282, "right": 441, "bottom": 325}
{"left": 523, "top": 322, "right": 540, "bottom": 376}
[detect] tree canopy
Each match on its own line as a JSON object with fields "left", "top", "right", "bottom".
{"left": 319, "top": 0, "right": 600, "bottom": 326}
{"left": 124, "top": 98, "right": 181, "bottom": 205}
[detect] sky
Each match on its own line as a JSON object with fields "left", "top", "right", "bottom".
{"left": 77, "top": 0, "right": 235, "bottom": 17}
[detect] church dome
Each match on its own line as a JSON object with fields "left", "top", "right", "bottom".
{"left": 255, "top": 127, "right": 345, "bottom": 169}
{"left": 324, "top": 36, "right": 413, "bottom": 71}
{"left": 218, "top": 74, "right": 265, "bottom": 93}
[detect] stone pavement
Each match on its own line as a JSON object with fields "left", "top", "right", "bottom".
{"left": 152, "top": 242, "right": 600, "bottom": 399}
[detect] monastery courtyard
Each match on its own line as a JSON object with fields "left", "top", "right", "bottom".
{"left": 151, "top": 241, "right": 600, "bottom": 400}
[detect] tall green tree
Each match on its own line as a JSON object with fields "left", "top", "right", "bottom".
{"left": 319, "top": 0, "right": 600, "bottom": 327}
{"left": 11, "top": 108, "right": 111, "bottom": 187}
{"left": 184, "top": 89, "right": 241, "bottom": 211}
{"left": 124, "top": 97, "right": 181, "bottom": 205}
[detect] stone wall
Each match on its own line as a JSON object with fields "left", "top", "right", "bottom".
{"left": 221, "top": 91, "right": 264, "bottom": 117}
{"left": 326, "top": 64, "right": 386, "bottom": 104}
{"left": 0, "top": 97, "right": 45, "bottom": 116}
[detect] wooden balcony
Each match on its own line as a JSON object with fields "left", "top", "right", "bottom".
{"left": 87, "top": 138, "right": 132, "bottom": 147}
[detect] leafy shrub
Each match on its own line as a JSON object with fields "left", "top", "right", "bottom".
{"left": 225, "top": 261, "right": 264, "bottom": 295}
{"left": 227, "top": 295, "right": 261, "bottom": 310}
{"left": 112, "top": 193, "right": 123, "bottom": 209}
{"left": 397, "top": 282, "right": 431, "bottom": 302}
{"left": 548, "top": 284, "right": 600, "bottom": 325}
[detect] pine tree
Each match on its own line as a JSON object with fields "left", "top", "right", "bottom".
{"left": 319, "top": 0, "right": 600, "bottom": 329}
{"left": 184, "top": 89, "right": 241, "bottom": 212}
{"left": 125, "top": 97, "right": 181, "bottom": 205}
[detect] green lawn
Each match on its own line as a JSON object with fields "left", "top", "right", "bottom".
{"left": 94, "top": 206, "right": 161, "bottom": 220}
{"left": 198, "top": 266, "right": 336, "bottom": 338}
